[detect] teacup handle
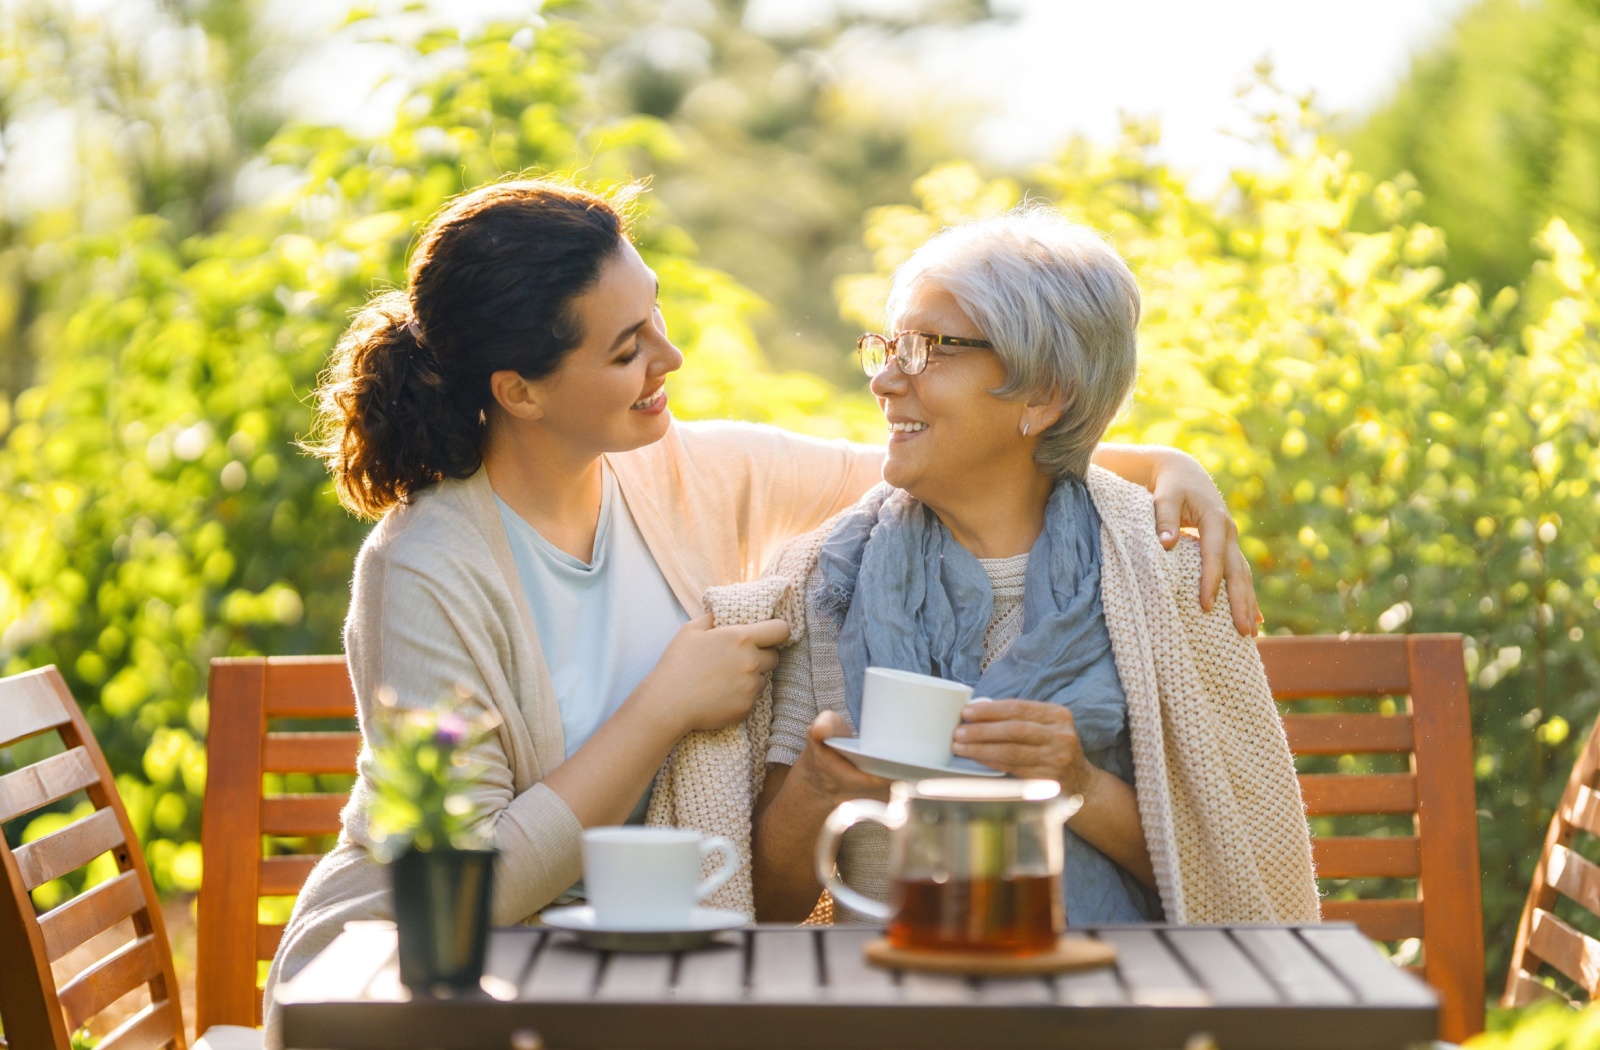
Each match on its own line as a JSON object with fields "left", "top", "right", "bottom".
{"left": 815, "top": 800, "right": 897, "bottom": 922}
{"left": 696, "top": 835, "right": 740, "bottom": 902}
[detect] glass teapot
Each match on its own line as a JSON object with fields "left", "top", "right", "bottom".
{"left": 815, "top": 778, "right": 1081, "bottom": 954}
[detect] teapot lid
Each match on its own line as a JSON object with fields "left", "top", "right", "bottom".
{"left": 902, "top": 778, "right": 1062, "bottom": 802}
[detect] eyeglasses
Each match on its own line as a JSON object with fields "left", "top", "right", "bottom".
{"left": 856, "top": 331, "right": 994, "bottom": 377}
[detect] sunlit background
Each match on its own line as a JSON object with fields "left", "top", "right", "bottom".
{"left": 2, "top": 0, "right": 1599, "bottom": 1041}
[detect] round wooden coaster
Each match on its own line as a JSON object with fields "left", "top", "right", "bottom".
{"left": 863, "top": 936, "right": 1116, "bottom": 976}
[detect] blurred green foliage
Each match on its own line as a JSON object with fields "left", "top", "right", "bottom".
{"left": 1471, "top": 1002, "right": 1600, "bottom": 1049}
{"left": 1348, "top": 0, "right": 1600, "bottom": 299}
{"left": 843, "top": 87, "right": 1600, "bottom": 986}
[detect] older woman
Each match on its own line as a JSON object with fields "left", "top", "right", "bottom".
{"left": 753, "top": 207, "right": 1319, "bottom": 926}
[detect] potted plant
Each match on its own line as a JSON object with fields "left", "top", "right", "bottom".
{"left": 367, "top": 684, "right": 502, "bottom": 996}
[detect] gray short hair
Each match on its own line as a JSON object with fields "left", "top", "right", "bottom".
{"left": 885, "top": 205, "right": 1140, "bottom": 480}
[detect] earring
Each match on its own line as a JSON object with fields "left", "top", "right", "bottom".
{"left": 1021, "top": 421, "right": 1031, "bottom": 437}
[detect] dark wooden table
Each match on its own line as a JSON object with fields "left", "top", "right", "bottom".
{"left": 276, "top": 921, "right": 1438, "bottom": 1050}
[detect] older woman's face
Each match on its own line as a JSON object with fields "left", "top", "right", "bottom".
{"left": 870, "top": 280, "right": 1033, "bottom": 505}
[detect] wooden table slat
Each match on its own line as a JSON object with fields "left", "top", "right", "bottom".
{"left": 480, "top": 928, "right": 543, "bottom": 1000}
{"left": 818, "top": 928, "right": 900, "bottom": 1003}
{"left": 521, "top": 936, "right": 605, "bottom": 1000}
{"left": 900, "top": 971, "right": 979, "bottom": 1004}
{"left": 1298, "top": 926, "right": 1438, "bottom": 1007}
{"left": 1232, "top": 928, "right": 1356, "bottom": 1005}
{"left": 1093, "top": 928, "right": 1208, "bottom": 1007}
{"left": 672, "top": 935, "right": 747, "bottom": 1002}
{"left": 749, "top": 928, "right": 823, "bottom": 1001}
{"left": 972, "top": 975, "right": 1056, "bottom": 1004}
{"left": 1052, "top": 961, "right": 1128, "bottom": 1006}
{"left": 596, "top": 950, "right": 676, "bottom": 1001}
{"left": 1162, "top": 928, "right": 1281, "bottom": 1005}
{"left": 275, "top": 920, "right": 399, "bottom": 1004}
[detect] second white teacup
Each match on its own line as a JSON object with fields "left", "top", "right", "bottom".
{"left": 581, "top": 827, "right": 739, "bottom": 930}
{"left": 857, "top": 667, "right": 974, "bottom": 768}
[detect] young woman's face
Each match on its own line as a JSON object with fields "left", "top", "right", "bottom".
{"left": 527, "top": 238, "right": 684, "bottom": 454}
{"left": 870, "top": 280, "right": 1032, "bottom": 507}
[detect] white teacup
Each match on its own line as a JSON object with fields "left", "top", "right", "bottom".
{"left": 581, "top": 827, "right": 740, "bottom": 929}
{"left": 857, "top": 667, "right": 975, "bottom": 769}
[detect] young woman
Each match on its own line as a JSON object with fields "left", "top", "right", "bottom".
{"left": 262, "top": 178, "right": 1256, "bottom": 1042}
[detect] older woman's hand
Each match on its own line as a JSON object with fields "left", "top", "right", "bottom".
{"left": 790, "top": 711, "right": 894, "bottom": 808}
{"left": 1147, "top": 448, "right": 1260, "bottom": 637}
{"left": 951, "top": 699, "right": 1093, "bottom": 794}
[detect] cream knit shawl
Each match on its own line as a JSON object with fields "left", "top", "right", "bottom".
{"left": 652, "top": 467, "right": 1321, "bottom": 925}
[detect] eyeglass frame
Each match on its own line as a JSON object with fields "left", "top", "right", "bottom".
{"left": 856, "top": 330, "right": 995, "bottom": 377}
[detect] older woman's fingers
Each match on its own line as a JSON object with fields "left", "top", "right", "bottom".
{"left": 959, "top": 699, "right": 1071, "bottom": 725}
{"left": 954, "top": 718, "right": 1056, "bottom": 746}
{"left": 806, "top": 710, "right": 851, "bottom": 743}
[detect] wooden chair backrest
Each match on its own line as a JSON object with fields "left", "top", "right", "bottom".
{"left": 0, "top": 666, "right": 187, "bottom": 1050}
{"left": 1259, "top": 633, "right": 1482, "bottom": 1044}
{"left": 195, "top": 656, "right": 358, "bottom": 1032}
{"left": 1503, "top": 714, "right": 1600, "bottom": 1007}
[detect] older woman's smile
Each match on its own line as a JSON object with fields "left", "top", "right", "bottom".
{"left": 887, "top": 419, "right": 927, "bottom": 436}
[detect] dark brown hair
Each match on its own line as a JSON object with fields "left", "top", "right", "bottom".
{"left": 305, "top": 178, "right": 633, "bottom": 518}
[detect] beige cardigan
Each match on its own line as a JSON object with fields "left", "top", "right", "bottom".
{"left": 261, "top": 422, "right": 881, "bottom": 1046}
{"left": 664, "top": 467, "right": 1321, "bottom": 925}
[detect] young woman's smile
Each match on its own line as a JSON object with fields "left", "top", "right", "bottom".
{"left": 530, "top": 238, "right": 684, "bottom": 453}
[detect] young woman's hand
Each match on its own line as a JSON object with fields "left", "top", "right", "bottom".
{"left": 952, "top": 699, "right": 1092, "bottom": 793}
{"left": 1145, "top": 449, "right": 1260, "bottom": 636}
{"left": 641, "top": 613, "right": 790, "bottom": 734}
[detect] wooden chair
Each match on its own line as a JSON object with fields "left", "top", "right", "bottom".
{"left": 0, "top": 666, "right": 257, "bottom": 1050}
{"left": 1503, "top": 712, "right": 1600, "bottom": 1006}
{"left": 1260, "top": 633, "right": 1483, "bottom": 1044}
{"left": 195, "top": 657, "right": 358, "bottom": 1033}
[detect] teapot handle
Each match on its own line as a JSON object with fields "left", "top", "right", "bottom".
{"left": 815, "top": 800, "right": 897, "bottom": 922}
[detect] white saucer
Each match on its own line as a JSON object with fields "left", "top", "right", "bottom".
{"left": 823, "top": 737, "right": 1006, "bottom": 780}
{"left": 540, "top": 905, "right": 747, "bottom": 952}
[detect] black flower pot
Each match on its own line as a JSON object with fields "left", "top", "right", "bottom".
{"left": 392, "top": 847, "right": 496, "bottom": 996}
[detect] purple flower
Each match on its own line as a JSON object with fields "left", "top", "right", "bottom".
{"left": 433, "top": 712, "right": 467, "bottom": 748}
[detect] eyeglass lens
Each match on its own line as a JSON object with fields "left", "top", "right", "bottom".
{"left": 858, "top": 332, "right": 929, "bottom": 377}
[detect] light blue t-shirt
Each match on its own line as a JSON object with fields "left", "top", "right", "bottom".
{"left": 495, "top": 466, "right": 689, "bottom": 763}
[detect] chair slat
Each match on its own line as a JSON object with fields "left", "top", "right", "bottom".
{"left": 37, "top": 870, "right": 145, "bottom": 963}
{"left": 258, "top": 923, "right": 286, "bottom": 961}
{"left": 1311, "top": 836, "right": 1421, "bottom": 878}
{"left": 1504, "top": 969, "right": 1565, "bottom": 1007}
{"left": 56, "top": 933, "right": 163, "bottom": 1031}
{"left": 261, "top": 794, "right": 346, "bottom": 837}
{"left": 93, "top": 998, "right": 176, "bottom": 1050}
{"left": 260, "top": 855, "right": 320, "bottom": 896}
{"left": 261, "top": 657, "right": 357, "bottom": 718}
{"left": 1321, "top": 899, "right": 1424, "bottom": 940}
{"left": 261, "top": 732, "right": 361, "bottom": 775}
{"left": 13, "top": 808, "right": 124, "bottom": 891}
{"left": 1299, "top": 773, "right": 1417, "bottom": 815}
{"left": 1281, "top": 714, "right": 1414, "bottom": 755}
{"left": 1569, "top": 785, "right": 1600, "bottom": 839}
{"left": 1528, "top": 908, "right": 1600, "bottom": 995}
{"left": 1548, "top": 844, "right": 1600, "bottom": 916}
{"left": 1257, "top": 636, "right": 1410, "bottom": 699}
{"left": 0, "top": 670, "right": 72, "bottom": 748}
{"left": 0, "top": 747, "right": 99, "bottom": 824}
